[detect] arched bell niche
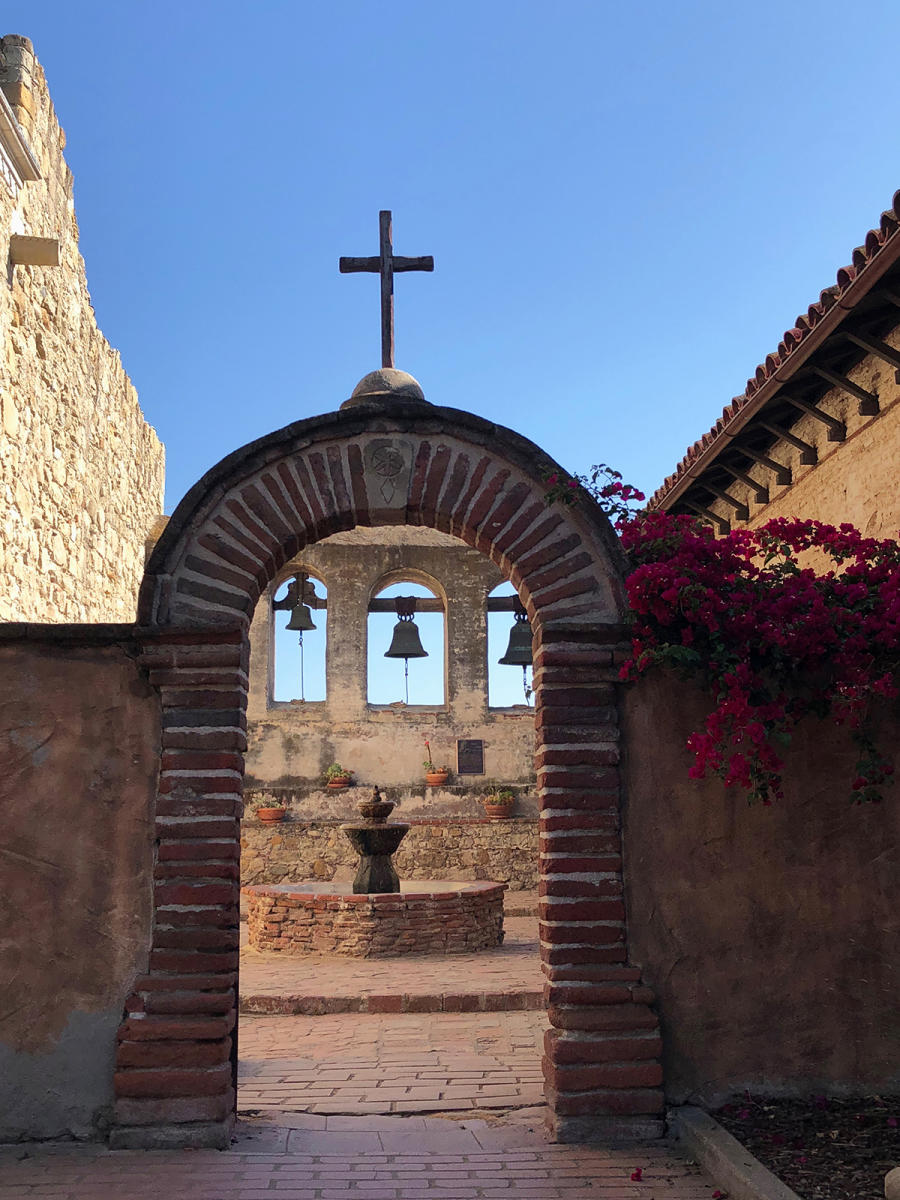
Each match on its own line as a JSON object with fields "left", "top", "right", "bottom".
{"left": 367, "top": 571, "right": 446, "bottom": 706}
{"left": 270, "top": 568, "right": 327, "bottom": 703}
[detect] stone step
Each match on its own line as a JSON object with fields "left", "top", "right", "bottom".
{"left": 240, "top": 987, "right": 544, "bottom": 1016}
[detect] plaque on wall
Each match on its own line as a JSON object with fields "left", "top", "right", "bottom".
{"left": 457, "top": 739, "right": 484, "bottom": 775}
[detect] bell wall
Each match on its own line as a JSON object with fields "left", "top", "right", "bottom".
{"left": 245, "top": 527, "right": 538, "bottom": 815}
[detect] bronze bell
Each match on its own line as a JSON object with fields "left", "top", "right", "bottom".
{"left": 384, "top": 595, "right": 428, "bottom": 659}
{"left": 384, "top": 619, "right": 428, "bottom": 659}
{"left": 286, "top": 602, "right": 316, "bottom": 632}
{"left": 499, "top": 605, "right": 533, "bottom": 667}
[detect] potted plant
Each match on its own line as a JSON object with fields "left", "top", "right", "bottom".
{"left": 323, "top": 763, "right": 353, "bottom": 790}
{"left": 483, "top": 789, "right": 515, "bottom": 820}
{"left": 246, "top": 793, "right": 287, "bottom": 824}
{"left": 423, "top": 740, "right": 450, "bottom": 787}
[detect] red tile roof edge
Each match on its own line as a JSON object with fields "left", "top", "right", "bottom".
{"left": 649, "top": 189, "right": 900, "bottom": 510}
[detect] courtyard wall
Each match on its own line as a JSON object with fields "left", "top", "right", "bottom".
{"left": 0, "top": 629, "right": 158, "bottom": 1140}
{"left": 241, "top": 815, "right": 539, "bottom": 891}
{"left": 0, "top": 35, "right": 165, "bottom": 622}
{"left": 0, "top": 625, "right": 895, "bottom": 1142}
{"left": 622, "top": 671, "right": 900, "bottom": 1106}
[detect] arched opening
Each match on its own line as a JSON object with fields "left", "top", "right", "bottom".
{"left": 367, "top": 574, "right": 445, "bottom": 706}
{"left": 119, "top": 410, "right": 660, "bottom": 1151}
{"left": 488, "top": 579, "right": 533, "bottom": 709}
{"left": 271, "top": 570, "right": 327, "bottom": 702}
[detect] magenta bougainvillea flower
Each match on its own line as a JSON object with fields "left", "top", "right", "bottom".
{"left": 545, "top": 466, "right": 900, "bottom": 805}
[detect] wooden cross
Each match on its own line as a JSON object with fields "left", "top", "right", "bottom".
{"left": 339, "top": 211, "right": 433, "bottom": 368}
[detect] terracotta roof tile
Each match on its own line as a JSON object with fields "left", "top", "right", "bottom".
{"left": 650, "top": 189, "right": 900, "bottom": 508}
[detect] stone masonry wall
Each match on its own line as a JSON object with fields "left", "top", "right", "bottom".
{"left": 241, "top": 818, "right": 540, "bottom": 891}
{"left": 0, "top": 36, "right": 165, "bottom": 622}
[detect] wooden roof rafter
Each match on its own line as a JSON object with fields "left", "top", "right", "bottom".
{"left": 651, "top": 188, "right": 900, "bottom": 519}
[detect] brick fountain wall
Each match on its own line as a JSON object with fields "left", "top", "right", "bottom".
{"left": 243, "top": 881, "right": 506, "bottom": 956}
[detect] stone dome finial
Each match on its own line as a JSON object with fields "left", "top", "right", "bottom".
{"left": 340, "top": 367, "right": 430, "bottom": 410}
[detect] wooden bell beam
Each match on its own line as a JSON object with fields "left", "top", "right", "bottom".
{"left": 703, "top": 485, "right": 749, "bottom": 521}
{"left": 738, "top": 447, "right": 792, "bottom": 487}
{"left": 366, "top": 596, "right": 521, "bottom": 613}
{"left": 810, "top": 365, "right": 879, "bottom": 416}
{"left": 783, "top": 395, "right": 846, "bottom": 441}
{"left": 719, "top": 463, "right": 769, "bottom": 505}
{"left": 759, "top": 421, "right": 817, "bottom": 465}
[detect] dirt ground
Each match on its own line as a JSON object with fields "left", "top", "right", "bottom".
{"left": 715, "top": 1094, "right": 899, "bottom": 1199}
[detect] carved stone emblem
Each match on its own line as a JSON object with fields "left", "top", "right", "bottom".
{"left": 363, "top": 439, "right": 413, "bottom": 514}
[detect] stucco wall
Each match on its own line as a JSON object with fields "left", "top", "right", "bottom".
{"left": 622, "top": 672, "right": 899, "bottom": 1105}
{"left": 0, "top": 35, "right": 165, "bottom": 622}
{"left": 706, "top": 331, "right": 900, "bottom": 539}
{"left": 0, "top": 635, "right": 159, "bottom": 1140}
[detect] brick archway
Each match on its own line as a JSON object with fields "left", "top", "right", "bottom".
{"left": 114, "top": 402, "right": 663, "bottom": 1149}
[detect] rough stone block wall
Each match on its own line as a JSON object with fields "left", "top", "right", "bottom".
{"left": 243, "top": 882, "right": 505, "bottom": 957}
{"left": 241, "top": 817, "right": 540, "bottom": 891}
{"left": 0, "top": 36, "right": 165, "bottom": 622}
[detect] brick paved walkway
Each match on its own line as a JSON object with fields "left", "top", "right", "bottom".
{"left": 0, "top": 1134, "right": 719, "bottom": 1198}
{"left": 240, "top": 918, "right": 543, "bottom": 1016}
{"left": 239, "top": 1012, "right": 546, "bottom": 1115}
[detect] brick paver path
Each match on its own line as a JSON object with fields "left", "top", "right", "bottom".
{"left": 0, "top": 1133, "right": 719, "bottom": 1198}
{"left": 240, "top": 918, "right": 543, "bottom": 1015}
{"left": 239, "top": 1011, "right": 546, "bottom": 1115}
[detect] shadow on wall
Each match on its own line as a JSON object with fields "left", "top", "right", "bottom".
{"left": 0, "top": 636, "right": 159, "bottom": 1140}
{"left": 622, "top": 669, "right": 900, "bottom": 1105}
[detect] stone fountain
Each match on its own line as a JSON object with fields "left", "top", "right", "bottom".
{"left": 242, "top": 785, "right": 506, "bottom": 957}
{"left": 341, "top": 788, "right": 410, "bottom": 893}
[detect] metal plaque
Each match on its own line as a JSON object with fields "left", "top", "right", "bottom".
{"left": 457, "top": 739, "right": 485, "bottom": 775}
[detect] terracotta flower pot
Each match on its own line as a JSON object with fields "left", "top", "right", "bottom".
{"left": 483, "top": 801, "right": 514, "bottom": 821}
{"left": 326, "top": 775, "right": 352, "bottom": 790}
{"left": 425, "top": 770, "right": 450, "bottom": 787}
{"left": 257, "top": 806, "right": 286, "bottom": 824}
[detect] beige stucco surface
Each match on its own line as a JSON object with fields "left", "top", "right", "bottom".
{"left": 0, "top": 639, "right": 158, "bottom": 1139}
{"left": 0, "top": 36, "right": 165, "bottom": 622}
{"left": 622, "top": 671, "right": 900, "bottom": 1104}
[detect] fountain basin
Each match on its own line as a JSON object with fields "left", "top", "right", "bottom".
{"left": 242, "top": 880, "right": 506, "bottom": 957}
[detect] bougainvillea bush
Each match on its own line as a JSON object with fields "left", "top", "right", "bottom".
{"left": 547, "top": 467, "right": 900, "bottom": 804}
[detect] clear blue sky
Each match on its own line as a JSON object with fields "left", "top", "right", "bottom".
{"left": 7, "top": 1, "right": 900, "bottom": 514}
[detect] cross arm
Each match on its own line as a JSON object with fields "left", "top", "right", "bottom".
{"left": 392, "top": 256, "right": 434, "bottom": 272}
{"left": 339, "top": 256, "right": 381, "bottom": 273}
